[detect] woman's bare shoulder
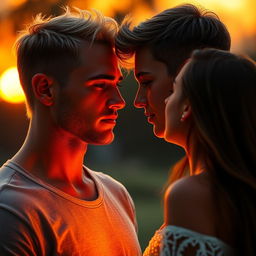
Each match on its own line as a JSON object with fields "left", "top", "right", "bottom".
{"left": 164, "top": 173, "right": 216, "bottom": 236}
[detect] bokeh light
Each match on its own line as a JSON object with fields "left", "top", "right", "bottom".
{"left": 0, "top": 66, "right": 25, "bottom": 104}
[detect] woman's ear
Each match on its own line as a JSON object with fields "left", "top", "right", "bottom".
{"left": 180, "top": 103, "right": 192, "bottom": 122}
{"left": 31, "top": 73, "right": 54, "bottom": 106}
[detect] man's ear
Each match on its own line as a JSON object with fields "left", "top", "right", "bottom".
{"left": 180, "top": 103, "right": 192, "bottom": 122}
{"left": 32, "top": 73, "right": 54, "bottom": 106}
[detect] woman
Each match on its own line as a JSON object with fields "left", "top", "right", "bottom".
{"left": 144, "top": 49, "right": 256, "bottom": 256}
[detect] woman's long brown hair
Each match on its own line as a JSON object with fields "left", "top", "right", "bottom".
{"left": 169, "top": 49, "right": 256, "bottom": 255}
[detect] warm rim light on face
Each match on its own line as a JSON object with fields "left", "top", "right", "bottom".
{"left": 0, "top": 66, "right": 25, "bottom": 104}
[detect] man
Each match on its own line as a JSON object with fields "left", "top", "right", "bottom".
{"left": 115, "top": 4, "right": 231, "bottom": 138}
{"left": 115, "top": 5, "right": 232, "bottom": 255}
{"left": 0, "top": 7, "right": 141, "bottom": 256}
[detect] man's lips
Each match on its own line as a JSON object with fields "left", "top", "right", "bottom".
{"left": 100, "top": 115, "right": 118, "bottom": 124}
{"left": 145, "top": 113, "right": 155, "bottom": 124}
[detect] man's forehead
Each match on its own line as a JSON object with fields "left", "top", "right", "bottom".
{"left": 135, "top": 47, "right": 154, "bottom": 65}
{"left": 68, "top": 56, "right": 121, "bottom": 82}
{"left": 134, "top": 47, "right": 168, "bottom": 78}
{"left": 78, "top": 42, "right": 119, "bottom": 65}
{"left": 70, "top": 64, "right": 122, "bottom": 80}
{"left": 134, "top": 55, "right": 152, "bottom": 77}
{"left": 79, "top": 41, "right": 116, "bottom": 61}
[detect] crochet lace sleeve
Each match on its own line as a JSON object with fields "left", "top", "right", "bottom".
{"left": 143, "top": 225, "right": 233, "bottom": 256}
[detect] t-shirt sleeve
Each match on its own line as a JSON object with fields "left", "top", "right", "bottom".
{"left": 96, "top": 171, "right": 139, "bottom": 233}
{"left": 0, "top": 208, "right": 39, "bottom": 256}
{"left": 123, "top": 188, "right": 139, "bottom": 233}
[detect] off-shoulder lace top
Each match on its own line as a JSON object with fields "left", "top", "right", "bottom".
{"left": 143, "top": 225, "right": 234, "bottom": 256}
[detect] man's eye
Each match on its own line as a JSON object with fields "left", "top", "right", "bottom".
{"left": 94, "top": 83, "right": 107, "bottom": 89}
{"left": 140, "top": 80, "right": 152, "bottom": 87}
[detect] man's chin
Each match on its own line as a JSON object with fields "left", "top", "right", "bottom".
{"left": 90, "top": 134, "right": 115, "bottom": 145}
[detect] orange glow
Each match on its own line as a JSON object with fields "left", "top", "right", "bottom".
{"left": 72, "top": 0, "right": 131, "bottom": 16}
{"left": 0, "top": 0, "right": 27, "bottom": 10}
{"left": 0, "top": 67, "right": 25, "bottom": 104}
{"left": 10, "top": 0, "right": 27, "bottom": 8}
{"left": 130, "top": 3, "right": 154, "bottom": 25}
{"left": 0, "top": 19, "right": 17, "bottom": 73}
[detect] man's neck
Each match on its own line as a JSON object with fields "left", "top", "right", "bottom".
{"left": 11, "top": 120, "right": 99, "bottom": 200}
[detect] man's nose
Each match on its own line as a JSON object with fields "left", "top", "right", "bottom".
{"left": 134, "top": 87, "right": 147, "bottom": 108}
{"left": 108, "top": 88, "right": 126, "bottom": 110}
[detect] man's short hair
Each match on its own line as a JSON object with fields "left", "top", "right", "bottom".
{"left": 15, "top": 7, "right": 118, "bottom": 117}
{"left": 115, "top": 4, "right": 231, "bottom": 75}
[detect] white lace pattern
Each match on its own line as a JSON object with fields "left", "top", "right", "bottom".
{"left": 143, "top": 225, "right": 233, "bottom": 256}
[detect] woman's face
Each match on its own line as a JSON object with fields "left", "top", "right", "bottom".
{"left": 164, "top": 62, "right": 191, "bottom": 148}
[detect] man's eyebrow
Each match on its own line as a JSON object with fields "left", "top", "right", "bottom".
{"left": 87, "top": 74, "right": 123, "bottom": 81}
{"left": 135, "top": 71, "right": 151, "bottom": 79}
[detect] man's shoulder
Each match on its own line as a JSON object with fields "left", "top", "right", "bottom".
{"left": 0, "top": 162, "right": 48, "bottom": 211}
{"left": 89, "top": 168, "right": 127, "bottom": 191}
{"left": 89, "top": 169, "right": 137, "bottom": 224}
{"left": 0, "top": 162, "right": 17, "bottom": 187}
{"left": 0, "top": 162, "right": 39, "bottom": 193}
{"left": 88, "top": 168, "right": 133, "bottom": 203}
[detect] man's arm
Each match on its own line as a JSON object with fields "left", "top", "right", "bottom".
{"left": 0, "top": 208, "right": 39, "bottom": 256}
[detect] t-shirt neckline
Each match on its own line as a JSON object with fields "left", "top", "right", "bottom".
{"left": 5, "top": 160, "right": 104, "bottom": 208}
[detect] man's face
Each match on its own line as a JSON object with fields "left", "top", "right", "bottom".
{"left": 134, "top": 47, "right": 173, "bottom": 138}
{"left": 53, "top": 42, "right": 125, "bottom": 145}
